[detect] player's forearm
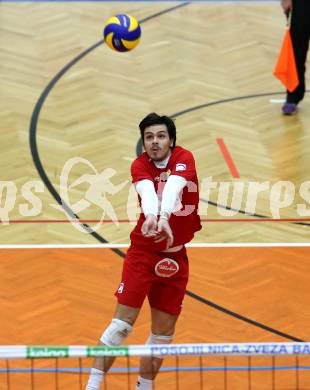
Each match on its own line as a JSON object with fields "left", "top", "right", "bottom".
{"left": 160, "top": 175, "right": 187, "bottom": 218}
{"left": 135, "top": 179, "right": 158, "bottom": 217}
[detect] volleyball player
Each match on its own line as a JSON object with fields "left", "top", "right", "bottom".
{"left": 86, "top": 113, "right": 201, "bottom": 390}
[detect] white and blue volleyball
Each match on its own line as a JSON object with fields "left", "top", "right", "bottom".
{"left": 103, "top": 14, "right": 141, "bottom": 52}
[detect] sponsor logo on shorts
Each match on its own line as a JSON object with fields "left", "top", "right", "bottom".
{"left": 155, "top": 258, "right": 179, "bottom": 278}
{"left": 118, "top": 282, "right": 125, "bottom": 294}
{"left": 176, "top": 163, "right": 186, "bottom": 171}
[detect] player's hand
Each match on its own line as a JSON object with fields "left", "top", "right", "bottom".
{"left": 141, "top": 214, "right": 158, "bottom": 237}
{"left": 281, "top": 0, "right": 292, "bottom": 14}
{"left": 155, "top": 218, "right": 174, "bottom": 249}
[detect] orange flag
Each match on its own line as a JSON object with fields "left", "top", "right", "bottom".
{"left": 273, "top": 27, "right": 299, "bottom": 92}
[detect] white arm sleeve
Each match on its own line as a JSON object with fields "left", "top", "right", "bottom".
{"left": 160, "top": 175, "right": 187, "bottom": 217}
{"left": 135, "top": 179, "right": 158, "bottom": 217}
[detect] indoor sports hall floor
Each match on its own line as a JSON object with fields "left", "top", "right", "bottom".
{"left": 0, "top": 1, "right": 310, "bottom": 389}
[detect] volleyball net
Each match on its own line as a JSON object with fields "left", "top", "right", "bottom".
{"left": 1, "top": 343, "right": 310, "bottom": 390}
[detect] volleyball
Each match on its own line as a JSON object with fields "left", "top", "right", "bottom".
{"left": 103, "top": 14, "right": 141, "bottom": 52}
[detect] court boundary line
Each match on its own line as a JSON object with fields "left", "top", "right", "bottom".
{"left": 0, "top": 1, "right": 282, "bottom": 3}
{"left": 0, "top": 243, "right": 309, "bottom": 249}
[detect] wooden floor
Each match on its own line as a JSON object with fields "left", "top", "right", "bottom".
{"left": 0, "top": 245, "right": 310, "bottom": 389}
{"left": 0, "top": 1, "right": 310, "bottom": 389}
{"left": 0, "top": 1, "right": 309, "bottom": 244}
{"left": 2, "top": 246, "right": 309, "bottom": 345}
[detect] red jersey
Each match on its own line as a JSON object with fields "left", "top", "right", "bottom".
{"left": 130, "top": 146, "right": 201, "bottom": 251}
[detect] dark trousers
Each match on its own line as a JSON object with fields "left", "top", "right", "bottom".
{"left": 287, "top": 0, "right": 310, "bottom": 104}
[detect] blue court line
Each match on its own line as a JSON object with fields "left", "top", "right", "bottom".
{"left": 1, "top": 366, "right": 310, "bottom": 374}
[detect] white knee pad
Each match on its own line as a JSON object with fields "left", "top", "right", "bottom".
{"left": 100, "top": 318, "right": 133, "bottom": 346}
{"left": 146, "top": 333, "right": 174, "bottom": 358}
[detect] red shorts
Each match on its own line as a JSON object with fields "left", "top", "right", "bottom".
{"left": 115, "top": 245, "right": 189, "bottom": 315}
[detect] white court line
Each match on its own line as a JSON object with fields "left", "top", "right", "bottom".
{"left": 1, "top": 1, "right": 282, "bottom": 3}
{"left": 270, "top": 99, "right": 285, "bottom": 103}
{"left": 0, "top": 243, "right": 309, "bottom": 249}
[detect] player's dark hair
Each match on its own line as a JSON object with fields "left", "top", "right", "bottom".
{"left": 139, "top": 113, "right": 176, "bottom": 148}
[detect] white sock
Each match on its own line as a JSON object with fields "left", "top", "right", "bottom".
{"left": 136, "top": 375, "right": 153, "bottom": 389}
{"left": 85, "top": 368, "right": 104, "bottom": 390}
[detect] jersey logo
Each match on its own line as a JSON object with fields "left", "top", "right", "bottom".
{"left": 155, "top": 258, "right": 179, "bottom": 278}
{"left": 176, "top": 163, "right": 186, "bottom": 171}
{"left": 155, "top": 170, "right": 171, "bottom": 182}
{"left": 117, "top": 282, "right": 125, "bottom": 294}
